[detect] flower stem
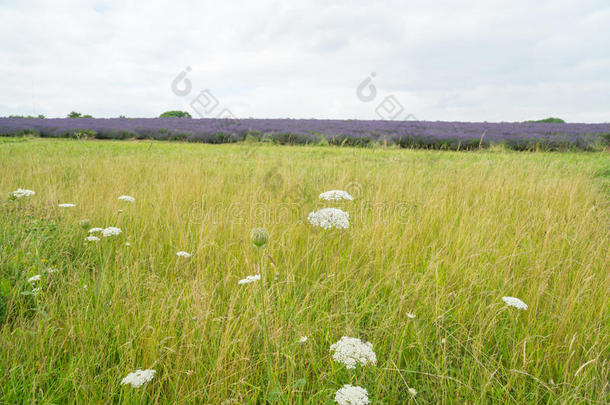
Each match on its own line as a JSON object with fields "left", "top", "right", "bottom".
{"left": 256, "top": 247, "right": 274, "bottom": 390}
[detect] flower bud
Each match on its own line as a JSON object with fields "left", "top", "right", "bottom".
{"left": 250, "top": 227, "right": 269, "bottom": 247}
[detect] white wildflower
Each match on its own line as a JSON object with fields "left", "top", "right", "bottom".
{"left": 408, "top": 387, "right": 417, "bottom": 396}
{"left": 406, "top": 313, "right": 416, "bottom": 319}
{"left": 334, "top": 384, "right": 369, "bottom": 405}
{"left": 176, "top": 251, "right": 191, "bottom": 258}
{"left": 83, "top": 284, "right": 87, "bottom": 290}
{"left": 46, "top": 267, "right": 58, "bottom": 274}
{"left": 88, "top": 227, "right": 103, "bottom": 233}
{"left": 118, "top": 195, "right": 136, "bottom": 202}
{"left": 238, "top": 274, "right": 261, "bottom": 285}
{"left": 307, "top": 208, "right": 350, "bottom": 229}
{"left": 10, "top": 188, "right": 35, "bottom": 198}
{"left": 58, "top": 203, "right": 76, "bottom": 208}
{"left": 28, "top": 274, "right": 41, "bottom": 283}
{"left": 502, "top": 296, "right": 528, "bottom": 310}
{"left": 32, "top": 287, "right": 41, "bottom": 295}
{"left": 102, "top": 227, "right": 122, "bottom": 237}
{"left": 125, "top": 242, "right": 131, "bottom": 247}
{"left": 299, "top": 336, "right": 308, "bottom": 343}
{"left": 86, "top": 236, "right": 100, "bottom": 242}
{"left": 319, "top": 190, "right": 353, "bottom": 201}
{"left": 330, "top": 336, "right": 377, "bottom": 369}
{"left": 120, "top": 369, "right": 156, "bottom": 388}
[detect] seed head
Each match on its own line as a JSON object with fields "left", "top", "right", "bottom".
{"left": 250, "top": 227, "right": 269, "bottom": 247}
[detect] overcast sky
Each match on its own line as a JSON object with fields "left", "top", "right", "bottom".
{"left": 1, "top": 0, "right": 609, "bottom": 122}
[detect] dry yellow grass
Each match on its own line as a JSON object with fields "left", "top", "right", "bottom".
{"left": 0, "top": 138, "right": 608, "bottom": 403}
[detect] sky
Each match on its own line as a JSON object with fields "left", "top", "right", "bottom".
{"left": 1, "top": 0, "right": 609, "bottom": 122}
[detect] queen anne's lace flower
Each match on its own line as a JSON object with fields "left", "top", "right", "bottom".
{"left": 502, "top": 296, "right": 528, "bottom": 310}
{"left": 58, "top": 203, "right": 76, "bottom": 208}
{"left": 238, "top": 274, "right": 260, "bottom": 285}
{"left": 102, "top": 227, "right": 122, "bottom": 237}
{"left": 307, "top": 208, "right": 350, "bottom": 229}
{"left": 330, "top": 336, "right": 377, "bottom": 369}
{"left": 28, "top": 274, "right": 41, "bottom": 283}
{"left": 319, "top": 190, "right": 353, "bottom": 201}
{"left": 88, "top": 227, "right": 103, "bottom": 233}
{"left": 120, "top": 369, "right": 156, "bottom": 388}
{"left": 118, "top": 195, "right": 136, "bottom": 202}
{"left": 299, "top": 336, "right": 308, "bottom": 343}
{"left": 10, "top": 188, "right": 35, "bottom": 198}
{"left": 86, "top": 236, "right": 100, "bottom": 242}
{"left": 176, "top": 251, "right": 191, "bottom": 258}
{"left": 250, "top": 227, "right": 269, "bottom": 247}
{"left": 406, "top": 313, "right": 416, "bottom": 319}
{"left": 334, "top": 385, "right": 369, "bottom": 405}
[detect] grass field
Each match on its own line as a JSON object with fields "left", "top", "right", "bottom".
{"left": 0, "top": 138, "right": 608, "bottom": 404}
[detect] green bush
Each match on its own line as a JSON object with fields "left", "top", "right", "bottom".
{"left": 527, "top": 117, "right": 566, "bottom": 123}
{"left": 160, "top": 110, "right": 192, "bottom": 118}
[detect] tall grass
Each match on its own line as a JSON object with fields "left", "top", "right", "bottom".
{"left": 0, "top": 139, "right": 608, "bottom": 403}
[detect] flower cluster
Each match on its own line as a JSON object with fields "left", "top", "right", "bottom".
{"left": 86, "top": 236, "right": 100, "bottom": 242}
{"left": 319, "top": 190, "right": 353, "bottom": 201}
{"left": 237, "top": 274, "right": 260, "bottom": 285}
{"left": 89, "top": 227, "right": 103, "bottom": 233}
{"left": 334, "top": 384, "right": 370, "bottom": 405}
{"left": 10, "top": 188, "right": 35, "bottom": 198}
{"left": 102, "top": 227, "right": 122, "bottom": 237}
{"left": 120, "top": 369, "right": 156, "bottom": 388}
{"left": 307, "top": 208, "right": 350, "bottom": 229}
{"left": 330, "top": 336, "right": 377, "bottom": 369}
{"left": 58, "top": 203, "right": 76, "bottom": 208}
{"left": 118, "top": 195, "right": 136, "bottom": 202}
{"left": 502, "top": 296, "right": 528, "bottom": 310}
{"left": 176, "top": 251, "right": 191, "bottom": 258}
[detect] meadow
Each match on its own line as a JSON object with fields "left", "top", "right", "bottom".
{"left": 0, "top": 138, "right": 608, "bottom": 404}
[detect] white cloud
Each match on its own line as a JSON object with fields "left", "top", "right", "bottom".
{"left": 0, "top": 0, "right": 608, "bottom": 122}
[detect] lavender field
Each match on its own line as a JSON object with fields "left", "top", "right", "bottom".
{"left": 1, "top": 117, "right": 609, "bottom": 150}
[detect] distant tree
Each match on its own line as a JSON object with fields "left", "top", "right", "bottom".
{"left": 160, "top": 110, "right": 192, "bottom": 118}
{"left": 37, "top": 114, "right": 45, "bottom": 119}
{"left": 67, "top": 112, "right": 93, "bottom": 118}
{"left": 527, "top": 117, "right": 565, "bottom": 123}
{"left": 119, "top": 115, "right": 126, "bottom": 118}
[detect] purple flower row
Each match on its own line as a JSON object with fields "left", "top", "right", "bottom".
{"left": 1, "top": 117, "right": 608, "bottom": 150}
